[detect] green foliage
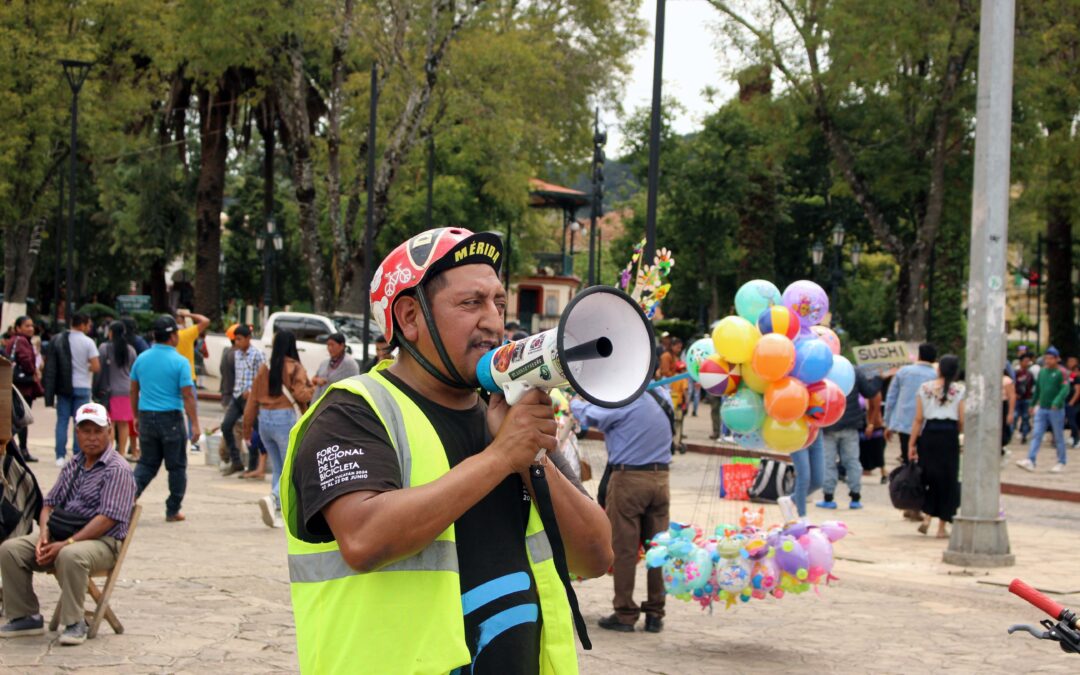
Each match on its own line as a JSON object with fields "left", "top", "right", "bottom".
{"left": 653, "top": 319, "right": 698, "bottom": 343}
{"left": 77, "top": 303, "right": 118, "bottom": 322}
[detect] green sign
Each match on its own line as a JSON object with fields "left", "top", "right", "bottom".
{"left": 116, "top": 295, "right": 151, "bottom": 314}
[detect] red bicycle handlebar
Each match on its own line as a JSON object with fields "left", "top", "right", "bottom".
{"left": 1010, "top": 579, "right": 1065, "bottom": 621}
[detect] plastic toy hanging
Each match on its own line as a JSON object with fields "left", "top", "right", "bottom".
{"left": 618, "top": 239, "right": 674, "bottom": 319}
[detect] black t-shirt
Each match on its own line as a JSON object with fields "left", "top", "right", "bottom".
{"left": 292, "top": 371, "right": 541, "bottom": 674}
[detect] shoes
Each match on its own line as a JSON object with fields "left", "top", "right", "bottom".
{"left": 902, "top": 509, "right": 924, "bottom": 521}
{"left": 597, "top": 614, "right": 634, "bottom": 632}
{"left": 1072, "top": 440, "right": 1080, "bottom": 449}
{"left": 816, "top": 500, "right": 837, "bottom": 510}
{"left": 0, "top": 614, "right": 44, "bottom": 638}
{"left": 850, "top": 501, "right": 863, "bottom": 510}
{"left": 58, "top": 620, "right": 88, "bottom": 646}
{"left": 644, "top": 616, "right": 663, "bottom": 633}
{"left": 1051, "top": 463, "right": 1066, "bottom": 473}
{"left": 55, "top": 457, "right": 66, "bottom": 467}
{"left": 23, "top": 453, "right": 38, "bottom": 463}
{"left": 166, "top": 513, "right": 186, "bottom": 522}
{"left": 708, "top": 434, "right": 719, "bottom": 441}
{"left": 880, "top": 475, "right": 888, "bottom": 484}
{"left": 1015, "top": 459, "right": 1036, "bottom": 472}
{"left": 221, "top": 462, "right": 244, "bottom": 477}
{"left": 918, "top": 521, "right": 929, "bottom": 535}
{"left": 258, "top": 496, "right": 276, "bottom": 528}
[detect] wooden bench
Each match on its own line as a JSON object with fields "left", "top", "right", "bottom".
{"left": 49, "top": 503, "right": 142, "bottom": 638}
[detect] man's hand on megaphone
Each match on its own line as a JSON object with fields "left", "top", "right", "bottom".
{"left": 486, "top": 389, "right": 558, "bottom": 475}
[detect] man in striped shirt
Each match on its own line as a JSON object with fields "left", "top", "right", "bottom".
{"left": 0, "top": 403, "right": 136, "bottom": 646}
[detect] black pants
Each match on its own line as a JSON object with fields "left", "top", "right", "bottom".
{"left": 134, "top": 411, "right": 188, "bottom": 517}
{"left": 899, "top": 432, "right": 912, "bottom": 463}
{"left": 917, "top": 421, "right": 960, "bottom": 523}
{"left": 221, "top": 395, "right": 246, "bottom": 466}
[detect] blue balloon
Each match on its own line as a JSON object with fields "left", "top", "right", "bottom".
{"left": 827, "top": 355, "right": 856, "bottom": 395}
{"left": 791, "top": 337, "right": 833, "bottom": 384}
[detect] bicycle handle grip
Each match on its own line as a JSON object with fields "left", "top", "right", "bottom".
{"left": 1009, "top": 579, "right": 1064, "bottom": 620}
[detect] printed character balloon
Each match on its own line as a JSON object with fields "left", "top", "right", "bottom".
{"left": 715, "top": 557, "right": 752, "bottom": 594}
{"left": 699, "top": 356, "right": 739, "bottom": 396}
{"left": 733, "top": 429, "right": 767, "bottom": 450}
{"left": 791, "top": 337, "right": 834, "bottom": 384}
{"left": 774, "top": 535, "right": 810, "bottom": 581}
{"left": 757, "top": 305, "right": 802, "bottom": 340}
{"left": 721, "top": 387, "right": 767, "bottom": 433}
{"left": 750, "top": 333, "right": 797, "bottom": 381}
{"left": 782, "top": 280, "right": 830, "bottom": 327}
{"left": 684, "top": 546, "right": 716, "bottom": 591}
{"left": 685, "top": 338, "right": 717, "bottom": 382}
{"left": 712, "top": 316, "right": 762, "bottom": 364}
{"left": 735, "top": 279, "right": 783, "bottom": 323}
{"left": 800, "top": 528, "right": 835, "bottom": 576}
{"left": 810, "top": 325, "right": 842, "bottom": 355}
{"left": 751, "top": 556, "right": 780, "bottom": 592}
{"left": 826, "top": 354, "right": 856, "bottom": 396}
{"left": 764, "top": 377, "right": 810, "bottom": 423}
{"left": 804, "top": 379, "right": 847, "bottom": 427}
{"left": 761, "top": 416, "right": 812, "bottom": 453}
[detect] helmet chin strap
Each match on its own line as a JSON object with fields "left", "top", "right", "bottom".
{"left": 395, "top": 285, "right": 474, "bottom": 390}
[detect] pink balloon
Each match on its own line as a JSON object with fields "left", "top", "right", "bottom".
{"left": 810, "top": 325, "right": 841, "bottom": 355}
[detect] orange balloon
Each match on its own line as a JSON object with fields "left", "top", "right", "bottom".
{"left": 750, "top": 333, "right": 796, "bottom": 381}
{"left": 764, "top": 377, "right": 810, "bottom": 423}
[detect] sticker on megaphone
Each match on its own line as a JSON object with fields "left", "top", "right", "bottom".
{"left": 476, "top": 287, "right": 656, "bottom": 408}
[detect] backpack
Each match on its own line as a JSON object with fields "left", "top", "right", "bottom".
{"left": 888, "top": 462, "right": 925, "bottom": 511}
{"left": 748, "top": 459, "right": 795, "bottom": 503}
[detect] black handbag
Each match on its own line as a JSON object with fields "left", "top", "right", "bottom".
{"left": 47, "top": 507, "right": 92, "bottom": 542}
{"left": 748, "top": 459, "right": 795, "bottom": 503}
{"left": 888, "top": 462, "right": 926, "bottom": 511}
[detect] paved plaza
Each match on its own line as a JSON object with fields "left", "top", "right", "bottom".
{"left": 1, "top": 400, "right": 1077, "bottom": 673}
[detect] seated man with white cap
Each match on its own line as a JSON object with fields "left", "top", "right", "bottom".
{"left": 0, "top": 402, "right": 137, "bottom": 646}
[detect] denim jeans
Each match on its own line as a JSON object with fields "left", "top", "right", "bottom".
{"left": 790, "top": 433, "right": 824, "bottom": 517}
{"left": 258, "top": 408, "right": 297, "bottom": 510}
{"left": 1014, "top": 398, "right": 1031, "bottom": 440}
{"left": 54, "top": 388, "right": 91, "bottom": 460}
{"left": 221, "top": 396, "right": 247, "bottom": 466}
{"left": 134, "top": 410, "right": 188, "bottom": 516}
{"left": 1027, "top": 407, "right": 1067, "bottom": 466}
{"left": 822, "top": 428, "right": 862, "bottom": 500}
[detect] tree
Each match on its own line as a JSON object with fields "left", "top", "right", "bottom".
{"left": 711, "top": 0, "right": 979, "bottom": 340}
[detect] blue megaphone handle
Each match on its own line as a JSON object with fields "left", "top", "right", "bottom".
{"left": 476, "top": 349, "right": 499, "bottom": 394}
{"left": 648, "top": 372, "right": 692, "bottom": 389}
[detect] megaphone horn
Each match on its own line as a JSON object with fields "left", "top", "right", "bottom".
{"left": 477, "top": 286, "right": 656, "bottom": 408}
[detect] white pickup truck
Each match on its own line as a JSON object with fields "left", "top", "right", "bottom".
{"left": 202, "top": 311, "right": 379, "bottom": 381}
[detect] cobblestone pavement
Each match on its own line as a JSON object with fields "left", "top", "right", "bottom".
{"left": 1, "top": 409, "right": 1076, "bottom": 673}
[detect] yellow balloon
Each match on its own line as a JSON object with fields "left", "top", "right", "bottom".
{"left": 712, "top": 316, "right": 762, "bottom": 364}
{"left": 761, "top": 416, "right": 811, "bottom": 453}
{"left": 740, "top": 363, "right": 770, "bottom": 394}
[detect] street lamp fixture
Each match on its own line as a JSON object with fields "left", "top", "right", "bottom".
{"left": 59, "top": 58, "right": 93, "bottom": 321}
{"left": 811, "top": 241, "right": 825, "bottom": 267}
{"left": 831, "top": 223, "right": 846, "bottom": 248}
{"left": 851, "top": 242, "right": 862, "bottom": 267}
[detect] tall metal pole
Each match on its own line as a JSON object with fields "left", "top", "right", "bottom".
{"left": 587, "top": 108, "right": 604, "bottom": 286}
{"left": 54, "top": 173, "right": 63, "bottom": 325}
{"left": 944, "top": 0, "right": 1015, "bottom": 567}
{"left": 642, "top": 0, "right": 666, "bottom": 264}
{"left": 361, "top": 63, "right": 378, "bottom": 367}
{"left": 1035, "top": 232, "right": 1043, "bottom": 353}
{"left": 425, "top": 134, "right": 435, "bottom": 229}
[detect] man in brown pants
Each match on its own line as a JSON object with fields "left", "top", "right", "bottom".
{"left": 572, "top": 388, "right": 673, "bottom": 633}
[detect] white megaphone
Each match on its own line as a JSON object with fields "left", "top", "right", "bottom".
{"left": 477, "top": 286, "right": 656, "bottom": 408}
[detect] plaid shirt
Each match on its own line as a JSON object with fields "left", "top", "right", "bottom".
{"left": 233, "top": 346, "right": 266, "bottom": 397}
{"left": 45, "top": 447, "right": 137, "bottom": 540}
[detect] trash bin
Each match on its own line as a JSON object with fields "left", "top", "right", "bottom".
{"left": 203, "top": 432, "right": 223, "bottom": 467}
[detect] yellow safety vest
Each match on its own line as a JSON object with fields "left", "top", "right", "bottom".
{"left": 280, "top": 364, "right": 579, "bottom": 674}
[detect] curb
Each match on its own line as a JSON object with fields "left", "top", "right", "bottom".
{"left": 583, "top": 430, "right": 1080, "bottom": 504}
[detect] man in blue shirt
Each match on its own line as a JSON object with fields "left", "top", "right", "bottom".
{"left": 130, "top": 316, "right": 201, "bottom": 522}
{"left": 571, "top": 387, "right": 672, "bottom": 634}
{"left": 884, "top": 343, "right": 938, "bottom": 464}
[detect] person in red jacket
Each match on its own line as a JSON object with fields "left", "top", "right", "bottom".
{"left": 7, "top": 316, "right": 43, "bottom": 462}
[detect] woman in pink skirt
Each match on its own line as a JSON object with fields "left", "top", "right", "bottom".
{"left": 99, "top": 321, "right": 139, "bottom": 460}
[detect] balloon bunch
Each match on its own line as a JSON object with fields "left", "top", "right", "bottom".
{"left": 684, "top": 279, "right": 857, "bottom": 453}
{"left": 645, "top": 514, "right": 849, "bottom": 611}
{"left": 618, "top": 239, "right": 674, "bottom": 319}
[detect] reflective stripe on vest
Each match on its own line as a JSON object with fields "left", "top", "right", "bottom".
{"left": 526, "top": 530, "right": 553, "bottom": 565}
{"left": 357, "top": 373, "right": 414, "bottom": 488}
{"left": 289, "top": 539, "right": 458, "bottom": 583}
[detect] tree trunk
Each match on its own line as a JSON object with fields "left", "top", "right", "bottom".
{"left": 149, "top": 257, "right": 169, "bottom": 312}
{"left": 1045, "top": 132, "right": 1077, "bottom": 357}
{"left": 193, "top": 81, "right": 234, "bottom": 322}
{"left": 327, "top": 0, "right": 354, "bottom": 304}
{"left": 278, "top": 42, "right": 332, "bottom": 312}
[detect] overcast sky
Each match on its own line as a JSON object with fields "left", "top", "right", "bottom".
{"left": 606, "top": 0, "right": 742, "bottom": 155}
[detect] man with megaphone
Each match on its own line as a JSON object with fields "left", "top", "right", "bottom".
{"left": 278, "top": 227, "right": 613, "bottom": 675}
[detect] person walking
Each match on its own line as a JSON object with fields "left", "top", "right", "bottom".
{"left": 130, "top": 316, "right": 201, "bottom": 522}
{"left": 8, "top": 316, "right": 43, "bottom": 462}
{"left": 1067, "top": 357, "right": 1080, "bottom": 449}
{"left": 97, "top": 322, "right": 138, "bottom": 462}
{"left": 1017, "top": 346, "right": 1070, "bottom": 473}
{"left": 174, "top": 308, "right": 210, "bottom": 383}
{"left": 572, "top": 388, "right": 672, "bottom": 634}
{"left": 43, "top": 312, "right": 100, "bottom": 467}
{"left": 790, "top": 433, "right": 824, "bottom": 518}
{"left": 1014, "top": 353, "right": 1035, "bottom": 443}
{"left": 221, "top": 325, "right": 265, "bottom": 476}
{"left": 311, "top": 333, "right": 359, "bottom": 400}
{"left": 243, "top": 331, "right": 314, "bottom": 528}
{"left": 909, "top": 355, "right": 965, "bottom": 539}
{"left": 859, "top": 390, "right": 887, "bottom": 484}
{"left": 1001, "top": 369, "right": 1016, "bottom": 456}
{"left": 817, "top": 369, "right": 882, "bottom": 511}
{"left": 884, "top": 343, "right": 938, "bottom": 466}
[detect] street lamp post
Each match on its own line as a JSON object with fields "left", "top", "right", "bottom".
{"left": 255, "top": 218, "right": 283, "bottom": 320}
{"left": 59, "top": 59, "right": 92, "bottom": 322}
{"left": 587, "top": 108, "right": 606, "bottom": 286}
{"left": 811, "top": 224, "right": 862, "bottom": 330}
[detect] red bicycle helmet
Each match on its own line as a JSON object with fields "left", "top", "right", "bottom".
{"left": 371, "top": 227, "right": 503, "bottom": 345}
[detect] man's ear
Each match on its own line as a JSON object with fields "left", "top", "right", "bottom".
{"left": 394, "top": 296, "right": 423, "bottom": 344}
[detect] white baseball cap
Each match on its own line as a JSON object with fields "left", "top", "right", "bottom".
{"left": 75, "top": 402, "right": 110, "bottom": 427}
